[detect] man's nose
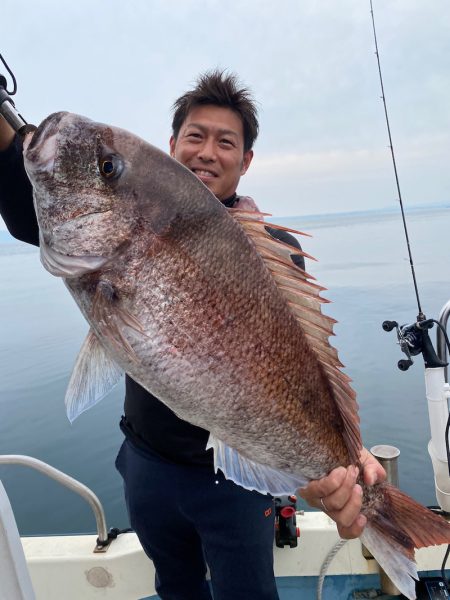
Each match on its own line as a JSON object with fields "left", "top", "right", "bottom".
{"left": 197, "top": 138, "right": 216, "bottom": 161}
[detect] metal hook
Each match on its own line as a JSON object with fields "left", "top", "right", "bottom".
{"left": 0, "top": 53, "right": 18, "bottom": 95}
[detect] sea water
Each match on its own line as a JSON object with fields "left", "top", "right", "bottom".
{"left": 0, "top": 205, "right": 449, "bottom": 536}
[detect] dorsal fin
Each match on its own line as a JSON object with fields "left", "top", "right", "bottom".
{"left": 230, "top": 209, "right": 361, "bottom": 464}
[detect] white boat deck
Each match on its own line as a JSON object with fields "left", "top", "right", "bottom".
{"left": 15, "top": 511, "right": 450, "bottom": 600}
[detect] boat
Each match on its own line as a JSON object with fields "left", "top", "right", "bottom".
{"left": 2, "top": 300, "right": 450, "bottom": 600}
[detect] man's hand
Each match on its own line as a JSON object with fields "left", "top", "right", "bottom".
{"left": 298, "top": 448, "right": 386, "bottom": 539}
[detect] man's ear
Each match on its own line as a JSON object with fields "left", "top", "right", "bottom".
{"left": 241, "top": 150, "right": 253, "bottom": 175}
{"left": 169, "top": 135, "right": 176, "bottom": 158}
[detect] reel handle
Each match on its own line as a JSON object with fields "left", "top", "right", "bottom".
{"left": 398, "top": 359, "right": 413, "bottom": 371}
{"left": 382, "top": 320, "right": 398, "bottom": 332}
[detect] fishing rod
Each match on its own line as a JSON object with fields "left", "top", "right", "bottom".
{"left": 370, "top": 4, "right": 450, "bottom": 591}
{"left": 0, "top": 53, "right": 35, "bottom": 136}
{"left": 368, "top": 1, "right": 446, "bottom": 373}
{"left": 369, "top": 0, "right": 423, "bottom": 322}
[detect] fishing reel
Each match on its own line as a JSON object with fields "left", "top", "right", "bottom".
{"left": 0, "top": 53, "right": 35, "bottom": 136}
{"left": 274, "top": 495, "right": 300, "bottom": 548}
{"left": 382, "top": 317, "right": 447, "bottom": 371}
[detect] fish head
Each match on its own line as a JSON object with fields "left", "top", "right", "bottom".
{"left": 23, "top": 111, "right": 143, "bottom": 277}
{"left": 24, "top": 111, "right": 199, "bottom": 278}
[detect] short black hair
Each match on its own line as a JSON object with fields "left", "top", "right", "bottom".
{"left": 171, "top": 69, "right": 259, "bottom": 152}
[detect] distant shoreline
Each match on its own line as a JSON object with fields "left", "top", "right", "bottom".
{"left": 268, "top": 202, "right": 450, "bottom": 229}
{"left": 271, "top": 201, "right": 450, "bottom": 220}
{"left": 1, "top": 202, "right": 448, "bottom": 244}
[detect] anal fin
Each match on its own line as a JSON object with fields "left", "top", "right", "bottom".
{"left": 207, "top": 434, "right": 309, "bottom": 495}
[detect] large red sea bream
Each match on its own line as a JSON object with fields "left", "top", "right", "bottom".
{"left": 23, "top": 111, "right": 450, "bottom": 599}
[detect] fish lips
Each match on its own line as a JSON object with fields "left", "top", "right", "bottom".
{"left": 23, "top": 112, "right": 72, "bottom": 177}
{"left": 39, "top": 232, "right": 109, "bottom": 279}
{"left": 25, "top": 111, "right": 69, "bottom": 153}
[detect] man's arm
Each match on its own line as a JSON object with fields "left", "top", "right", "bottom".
{"left": 0, "top": 115, "right": 15, "bottom": 151}
{"left": 0, "top": 116, "right": 39, "bottom": 246}
{"left": 265, "top": 226, "right": 305, "bottom": 271}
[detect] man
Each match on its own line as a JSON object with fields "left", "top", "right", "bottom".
{"left": 0, "top": 70, "right": 384, "bottom": 600}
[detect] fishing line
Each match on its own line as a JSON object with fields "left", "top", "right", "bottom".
{"left": 0, "top": 53, "right": 18, "bottom": 95}
{"left": 369, "top": 0, "right": 424, "bottom": 320}
{"left": 441, "top": 544, "right": 450, "bottom": 589}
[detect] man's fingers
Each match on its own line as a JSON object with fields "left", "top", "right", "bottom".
{"left": 298, "top": 449, "right": 385, "bottom": 541}
{"left": 329, "top": 484, "right": 363, "bottom": 528}
{"left": 317, "top": 465, "right": 359, "bottom": 513}
{"left": 299, "top": 466, "right": 348, "bottom": 506}
{"left": 359, "top": 447, "right": 387, "bottom": 486}
{"left": 305, "top": 470, "right": 364, "bottom": 534}
{"left": 338, "top": 513, "right": 367, "bottom": 540}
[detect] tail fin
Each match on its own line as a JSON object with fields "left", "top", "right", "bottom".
{"left": 360, "top": 482, "right": 450, "bottom": 600}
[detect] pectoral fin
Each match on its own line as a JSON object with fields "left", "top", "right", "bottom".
{"left": 91, "top": 280, "right": 147, "bottom": 363}
{"left": 65, "top": 329, "right": 123, "bottom": 423}
{"left": 207, "top": 434, "right": 309, "bottom": 495}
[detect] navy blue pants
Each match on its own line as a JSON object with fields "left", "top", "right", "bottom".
{"left": 115, "top": 439, "right": 279, "bottom": 600}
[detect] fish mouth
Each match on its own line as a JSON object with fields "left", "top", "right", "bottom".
{"left": 40, "top": 233, "right": 109, "bottom": 279}
{"left": 23, "top": 112, "right": 72, "bottom": 176}
{"left": 25, "top": 112, "right": 68, "bottom": 153}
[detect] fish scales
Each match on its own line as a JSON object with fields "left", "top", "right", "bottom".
{"left": 69, "top": 185, "right": 347, "bottom": 475}
{"left": 23, "top": 112, "right": 450, "bottom": 600}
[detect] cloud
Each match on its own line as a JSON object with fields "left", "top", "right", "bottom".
{"left": 252, "top": 131, "right": 449, "bottom": 181}
{"left": 1, "top": 0, "right": 449, "bottom": 224}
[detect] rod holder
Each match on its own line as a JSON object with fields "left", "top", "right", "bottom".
{"left": 370, "top": 445, "right": 402, "bottom": 596}
{"left": 370, "top": 444, "right": 400, "bottom": 487}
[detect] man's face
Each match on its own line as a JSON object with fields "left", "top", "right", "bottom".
{"left": 169, "top": 105, "right": 253, "bottom": 200}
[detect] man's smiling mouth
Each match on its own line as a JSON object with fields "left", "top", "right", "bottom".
{"left": 192, "top": 168, "right": 217, "bottom": 178}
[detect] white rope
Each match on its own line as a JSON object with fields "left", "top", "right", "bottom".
{"left": 316, "top": 538, "right": 348, "bottom": 600}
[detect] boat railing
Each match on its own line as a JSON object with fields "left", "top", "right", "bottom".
{"left": 0, "top": 454, "right": 110, "bottom": 551}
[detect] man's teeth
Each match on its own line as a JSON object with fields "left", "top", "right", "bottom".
{"left": 194, "top": 170, "right": 215, "bottom": 177}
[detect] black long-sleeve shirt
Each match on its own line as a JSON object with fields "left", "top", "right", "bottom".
{"left": 0, "top": 135, "right": 304, "bottom": 466}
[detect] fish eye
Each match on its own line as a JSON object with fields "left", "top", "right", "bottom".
{"left": 99, "top": 155, "right": 123, "bottom": 180}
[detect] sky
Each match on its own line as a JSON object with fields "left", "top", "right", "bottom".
{"left": 1, "top": 0, "right": 449, "bottom": 225}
